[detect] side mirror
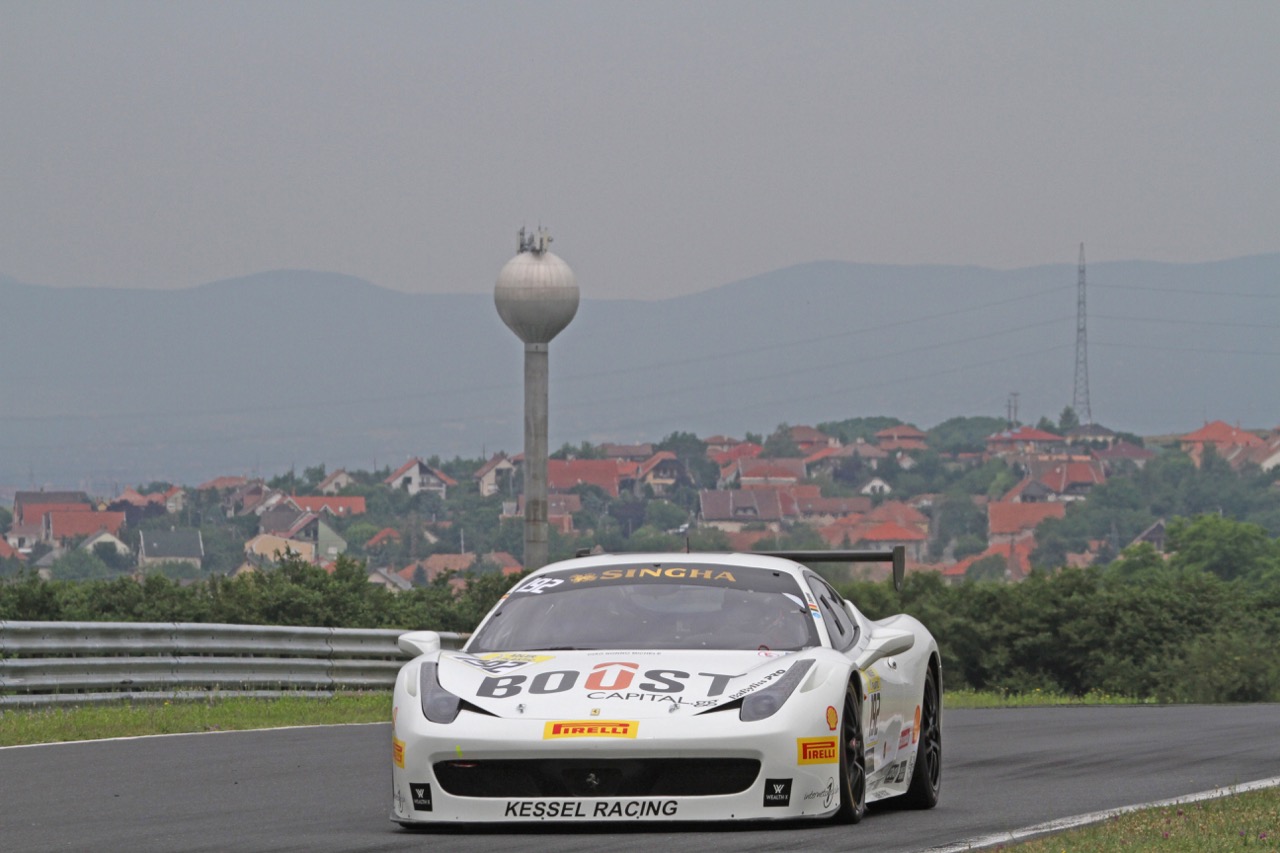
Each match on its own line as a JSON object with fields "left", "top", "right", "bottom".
{"left": 398, "top": 630, "right": 442, "bottom": 658}
{"left": 855, "top": 626, "right": 915, "bottom": 670}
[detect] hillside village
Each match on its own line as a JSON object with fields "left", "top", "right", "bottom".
{"left": 3, "top": 416, "right": 1279, "bottom": 591}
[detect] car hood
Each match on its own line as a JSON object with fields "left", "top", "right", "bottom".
{"left": 436, "top": 649, "right": 805, "bottom": 719}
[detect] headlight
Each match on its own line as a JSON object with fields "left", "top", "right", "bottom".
{"left": 740, "top": 659, "right": 814, "bottom": 722}
{"left": 420, "top": 661, "right": 463, "bottom": 724}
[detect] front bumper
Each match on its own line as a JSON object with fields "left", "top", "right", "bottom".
{"left": 390, "top": 703, "right": 845, "bottom": 823}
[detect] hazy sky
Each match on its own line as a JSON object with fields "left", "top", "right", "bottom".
{"left": 3, "top": 1, "right": 1277, "bottom": 300}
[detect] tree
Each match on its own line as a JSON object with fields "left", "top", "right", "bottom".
{"left": 1058, "top": 407, "right": 1080, "bottom": 433}
{"left": 927, "top": 416, "right": 1007, "bottom": 455}
{"left": 625, "top": 526, "right": 683, "bottom": 552}
{"left": 50, "top": 549, "right": 115, "bottom": 581}
{"left": 817, "top": 416, "right": 901, "bottom": 445}
{"left": 92, "top": 542, "right": 132, "bottom": 573}
{"left": 302, "top": 464, "right": 327, "bottom": 490}
{"left": 644, "top": 500, "right": 688, "bottom": 532}
{"left": 1035, "top": 416, "right": 1060, "bottom": 435}
{"left": 762, "top": 424, "right": 801, "bottom": 458}
{"left": 1166, "top": 514, "right": 1279, "bottom": 582}
{"left": 965, "top": 554, "right": 1007, "bottom": 583}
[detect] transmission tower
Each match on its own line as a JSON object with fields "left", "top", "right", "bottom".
{"left": 1072, "top": 243, "right": 1093, "bottom": 426}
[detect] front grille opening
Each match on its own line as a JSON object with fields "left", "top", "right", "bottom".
{"left": 433, "top": 758, "right": 760, "bottom": 798}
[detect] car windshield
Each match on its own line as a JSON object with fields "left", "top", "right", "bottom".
{"left": 467, "top": 563, "right": 821, "bottom": 652}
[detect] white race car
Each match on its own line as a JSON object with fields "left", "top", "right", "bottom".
{"left": 390, "top": 548, "right": 941, "bottom": 825}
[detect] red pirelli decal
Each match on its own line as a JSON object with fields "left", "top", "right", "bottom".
{"left": 544, "top": 720, "right": 639, "bottom": 739}
{"left": 797, "top": 737, "right": 838, "bottom": 764}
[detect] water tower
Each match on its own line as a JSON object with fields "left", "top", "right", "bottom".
{"left": 494, "top": 227, "right": 579, "bottom": 570}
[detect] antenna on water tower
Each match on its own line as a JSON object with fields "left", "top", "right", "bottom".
{"left": 1073, "top": 243, "right": 1093, "bottom": 426}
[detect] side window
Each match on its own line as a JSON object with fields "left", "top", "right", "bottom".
{"left": 805, "top": 575, "right": 858, "bottom": 650}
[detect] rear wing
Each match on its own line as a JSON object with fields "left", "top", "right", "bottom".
{"left": 756, "top": 545, "right": 906, "bottom": 593}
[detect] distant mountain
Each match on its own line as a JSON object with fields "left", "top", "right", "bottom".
{"left": 2, "top": 255, "right": 1277, "bottom": 491}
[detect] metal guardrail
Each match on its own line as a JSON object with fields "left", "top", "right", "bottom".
{"left": 0, "top": 621, "right": 468, "bottom": 708}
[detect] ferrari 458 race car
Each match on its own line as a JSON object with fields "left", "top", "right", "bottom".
{"left": 390, "top": 548, "right": 941, "bottom": 825}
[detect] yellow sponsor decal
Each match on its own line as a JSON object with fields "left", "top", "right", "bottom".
{"left": 392, "top": 736, "right": 406, "bottom": 768}
{"left": 797, "top": 737, "right": 839, "bottom": 765}
{"left": 543, "top": 720, "right": 639, "bottom": 739}
{"left": 865, "top": 668, "right": 881, "bottom": 694}
{"left": 597, "top": 567, "right": 737, "bottom": 582}
{"left": 826, "top": 705, "right": 838, "bottom": 731}
{"left": 478, "top": 652, "right": 554, "bottom": 664}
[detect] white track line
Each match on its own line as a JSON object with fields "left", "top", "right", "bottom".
{"left": 923, "top": 776, "right": 1280, "bottom": 852}
{"left": 0, "top": 721, "right": 385, "bottom": 750}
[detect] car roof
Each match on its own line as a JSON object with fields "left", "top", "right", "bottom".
{"left": 527, "top": 551, "right": 809, "bottom": 579}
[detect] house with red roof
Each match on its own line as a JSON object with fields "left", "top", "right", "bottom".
{"left": 1033, "top": 460, "right": 1106, "bottom": 501}
{"left": 793, "top": 494, "right": 872, "bottom": 525}
{"left": 317, "top": 469, "right": 354, "bottom": 495}
{"left": 12, "top": 492, "right": 91, "bottom": 525}
{"left": 698, "top": 488, "right": 799, "bottom": 532}
{"left": 45, "top": 510, "right": 127, "bottom": 545}
{"left": 108, "top": 487, "right": 173, "bottom": 525}
{"left": 365, "top": 527, "right": 402, "bottom": 551}
{"left": 0, "top": 538, "right": 25, "bottom": 562}
{"left": 546, "top": 459, "right": 637, "bottom": 497}
{"left": 16, "top": 502, "right": 93, "bottom": 539}
{"left": 816, "top": 516, "right": 869, "bottom": 548}
{"left": 601, "top": 443, "right": 655, "bottom": 462}
{"left": 725, "top": 457, "right": 807, "bottom": 490}
{"left": 845, "top": 521, "right": 928, "bottom": 562}
{"left": 944, "top": 539, "right": 1036, "bottom": 584}
{"left": 865, "top": 501, "right": 930, "bottom": 536}
{"left": 509, "top": 493, "right": 581, "bottom": 534}
{"left": 474, "top": 453, "right": 516, "bottom": 497}
{"left": 724, "top": 529, "right": 776, "bottom": 552}
{"left": 985, "top": 426, "right": 1064, "bottom": 458}
{"left": 198, "top": 475, "right": 250, "bottom": 491}
{"left": 385, "top": 458, "right": 458, "bottom": 499}
{"left": 703, "top": 435, "right": 742, "bottom": 455}
{"left": 636, "top": 451, "right": 686, "bottom": 495}
{"left": 1179, "top": 420, "right": 1265, "bottom": 468}
{"left": 876, "top": 424, "right": 928, "bottom": 453}
{"left": 288, "top": 495, "right": 367, "bottom": 516}
{"left": 788, "top": 426, "right": 840, "bottom": 454}
{"left": 709, "top": 442, "right": 763, "bottom": 467}
{"left": 987, "top": 501, "right": 1066, "bottom": 546}
{"left": 1092, "top": 441, "right": 1157, "bottom": 471}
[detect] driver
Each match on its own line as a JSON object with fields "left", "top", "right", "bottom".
{"left": 737, "top": 592, "right": 807, "bottom": 650}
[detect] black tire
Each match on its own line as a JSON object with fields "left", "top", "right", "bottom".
{"left": 834, "top": 681, "right": 867, "bottom": 823}
{"left": 902, "top": 666, "right": 941, "bottom": 809}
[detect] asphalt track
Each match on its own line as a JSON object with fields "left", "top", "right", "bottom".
{"left": 3, "top": 704, "right": 1278, "bottom": 852}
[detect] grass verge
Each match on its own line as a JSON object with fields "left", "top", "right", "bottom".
{"left": 1004, "top": 786, "right": 1279, "bottom": 851}
{"left": 944, "top": 688, "right": 1155, "bottom": 710}
{"left": 0, "top": 692, "right": 390, "bottom": 746}
{"left": 0, "top": 688, "right": 1145, "bottom": 747}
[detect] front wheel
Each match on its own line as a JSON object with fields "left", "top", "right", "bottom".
{"left": 902, "top": 666, "right": 941, "bottom": 808}
{"left": 833, "top": 681, "right": 866, "bottom": 823}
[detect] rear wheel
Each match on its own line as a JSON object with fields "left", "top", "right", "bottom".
{"left": 902, "top": 666, "right": 941, "bottom": 808}
{"left": 834, "top": 682, "right": 866, "bottom": 823}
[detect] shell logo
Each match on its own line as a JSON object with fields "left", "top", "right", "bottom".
{"left": 826, "top": 705, "right": 838, "bottom": 731}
